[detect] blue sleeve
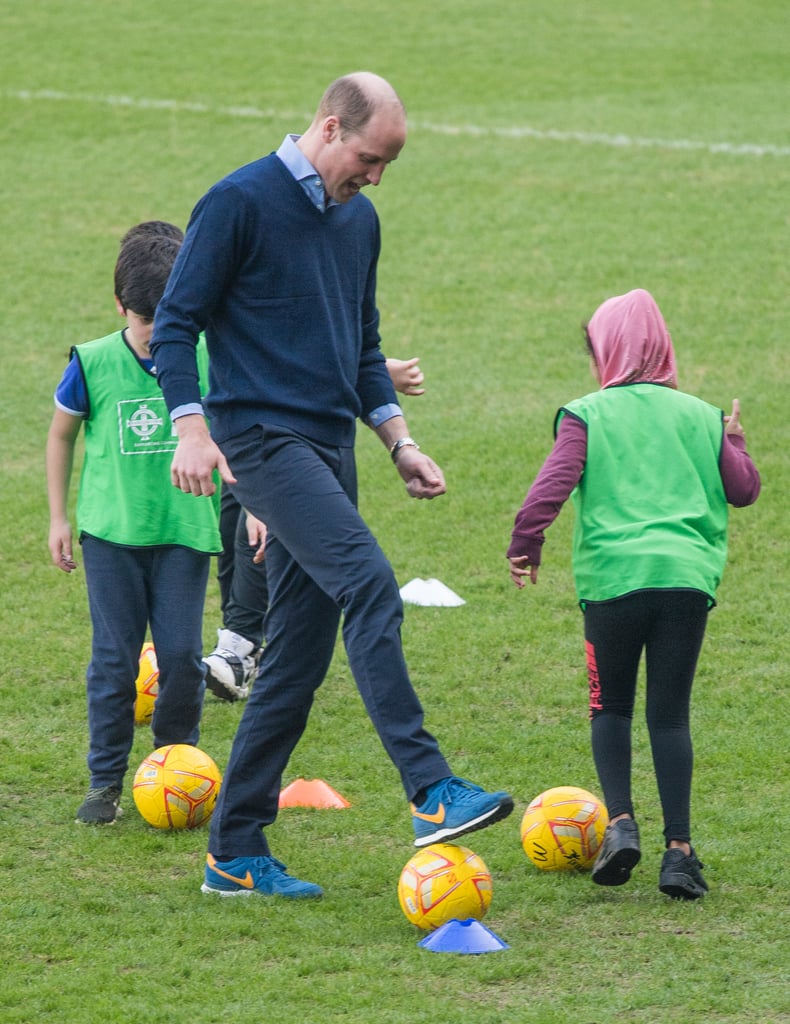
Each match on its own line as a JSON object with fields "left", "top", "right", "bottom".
{"left": 53, "top": 352, "right": 88, "bottom": 416}
{"left": 354, "top": 209, "right": 399, "bottom": 418}
{"left": 152, "top": 181, "right": 247, "bottom": 412}
{"left": 366, "top": 402, "right": 402, "bottom": 428}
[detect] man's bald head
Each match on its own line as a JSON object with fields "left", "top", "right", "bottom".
{"left": 315, "top": 72, "right": 406, "bottom": 139}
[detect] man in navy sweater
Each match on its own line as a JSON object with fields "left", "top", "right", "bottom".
{"left": 151, "top": 72, "right": 513, "bottom": 899}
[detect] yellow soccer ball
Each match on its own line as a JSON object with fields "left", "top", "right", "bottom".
{"left": 133, "top": 744, "right": 222, "bottom": 829}
{"left": 133, "top": 643, "right": 159, "bottom": 726}
{"left": 520, "top": 785, "right": 609, "bottom": 871}
{"left": 398, "top": 843, "right": 492, "bottom": 931}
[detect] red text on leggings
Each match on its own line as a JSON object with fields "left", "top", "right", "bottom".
{"left": 586, "top": 639, "right": 602, "bottom": 718}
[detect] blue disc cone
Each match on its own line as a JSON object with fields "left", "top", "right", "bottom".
{"left": 417, "top": 918, "right": 510, "bottom": 954}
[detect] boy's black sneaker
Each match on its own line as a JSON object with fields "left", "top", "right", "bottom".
{"left": 76, "top": 785, "right": 123, "bottom": 824}
{"left": 591, "top": 818, "right": 641, "bottom": 886}
{"left": 659, "top": 847, "right": 709, "bottom": 900}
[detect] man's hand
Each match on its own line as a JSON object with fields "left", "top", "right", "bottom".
{"left": 170, "top": 414, "right": 236, "bottom": 496}
{"left": 394, "top": 446, "right": 446, "bottom": 499}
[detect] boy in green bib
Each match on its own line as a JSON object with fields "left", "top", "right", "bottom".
{"left": 507, "top": 289, "right": 760, "bottom": 899}
{"left": 47, "top": 225, "right": 221, "bottom": 825}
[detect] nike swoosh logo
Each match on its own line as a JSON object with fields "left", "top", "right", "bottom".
{"left": 206, "top": 853, "right": 254, "bottom": 889}
{"left": 410, "top": 802, "right": 446, "bottom": 824}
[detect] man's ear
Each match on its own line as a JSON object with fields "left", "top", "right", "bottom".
{"left": 114, "top": 296, "right": 126, "bottom": 317}
{"left": 321, "top": 115, "right": 341, "bottom": 143}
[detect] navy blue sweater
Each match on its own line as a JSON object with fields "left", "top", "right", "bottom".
{"left": 151, "top": 153, "right": 398, "bottom": 448}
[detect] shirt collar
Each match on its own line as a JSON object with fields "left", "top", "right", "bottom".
{"left": 276, "top": 134, "right": 338, "bottom": 213}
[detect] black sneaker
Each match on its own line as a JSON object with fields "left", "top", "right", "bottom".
{"left": 659, "top": 847, "right": 708, "bottom": 900}
{"left": 75, "top": 785, "right": 123, "bottom": 824}
{"left": 591, "top": 818, "right": 641, "bottom": 886}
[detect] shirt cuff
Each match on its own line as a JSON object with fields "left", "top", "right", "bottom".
{"left": 170, "top": 402, "right": 204, "bottom": 421}
{"left": 366, "top": 403, "right": 402, "bottom": 428}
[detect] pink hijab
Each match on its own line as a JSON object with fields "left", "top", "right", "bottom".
{"left": 586, "top": 288, "right": 677, "bottom": 389}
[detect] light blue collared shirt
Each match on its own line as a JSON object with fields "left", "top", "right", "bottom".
{"left": 171, "top": 135, "right": 401, "bottom": 429}
{"left": 276, "top": 134, "right": 338, "bottom": 213}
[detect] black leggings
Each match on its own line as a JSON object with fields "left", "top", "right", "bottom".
{"left": 583, "top": 589, "right": 709, "bottom": 845}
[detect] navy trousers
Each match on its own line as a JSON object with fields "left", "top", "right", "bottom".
{"left": 208, "top": 425, "right": 450, "bottom": 859}
{"left": 81, "top": 534, "right": 209, "bottom": 789}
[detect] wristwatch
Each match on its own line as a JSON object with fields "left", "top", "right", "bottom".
{"left": 390, "top": 437, "right": 420, "bottom": 463}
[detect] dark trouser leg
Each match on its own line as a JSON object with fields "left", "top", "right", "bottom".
{"left": 207, "top": 427, "right": 450, "bottom": 858}
{"left": 221, "top": 505, "right": 269, "bottom": 647}
{"left": 81, "top": 535, "right": 149, "bottom": 788}
{"left": 147, "top": 544, "right": 210, "bottom": 750}
{"left": 217, "top": 484, "right": 240, "bottom": 612}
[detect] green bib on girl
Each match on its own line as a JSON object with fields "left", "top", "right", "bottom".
{"left": 558, "top": 383, "right": 727, "bottom": 603}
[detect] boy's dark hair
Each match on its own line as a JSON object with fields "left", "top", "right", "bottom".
{"left": 114, "top": 234, "right": 181, "bottom": 322}
{"left": 119, "top": 220, "right": 184, "bottom": 247}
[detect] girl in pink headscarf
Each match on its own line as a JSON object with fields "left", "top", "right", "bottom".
{"left": 585, "top": 287, "right": 677, "bottom": 388}
{"left": 507, "top": 288, "right": 760, "bottom": 900}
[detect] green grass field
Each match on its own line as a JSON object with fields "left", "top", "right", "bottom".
{"left": 1, "top": 1, "right": 788, "bottom": 1021}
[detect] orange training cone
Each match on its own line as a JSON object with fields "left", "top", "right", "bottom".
{"left": 278, "top": 777, "right": 351, "bottom": 809}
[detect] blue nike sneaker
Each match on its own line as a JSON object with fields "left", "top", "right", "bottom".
{"left": 201, "top": 854, "right": 324, "bottom": 899}
{"left": 411, "top": 776, "right": 514, "bottom": 847}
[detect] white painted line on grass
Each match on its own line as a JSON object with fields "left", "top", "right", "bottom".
{"left": 417, "top": 119, "right": 790, "bottom": 158}
{"left": 7, "top": 88, "right": 790, "bottom": 158}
